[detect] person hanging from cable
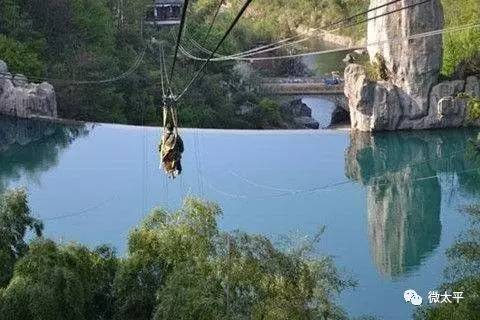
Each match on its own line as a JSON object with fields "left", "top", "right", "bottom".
{"left": 159, "top": 94, "right": 184, "bottom": 178}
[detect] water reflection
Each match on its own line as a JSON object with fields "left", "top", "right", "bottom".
{"left": 416, "top": 203, "right": 480, "bottom": 319}
{"left": 345, "top": 130, "right": 480, "bottom": 278}
{"left": 0, "top": 116, "right": 89, "bottom": 192}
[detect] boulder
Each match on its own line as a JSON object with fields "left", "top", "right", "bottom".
{"left": 428, "top": 80, "right": 466, "bottom": 127}
{"left": 330, "top": 105, "right": 350, "bottom": 126}
{"left": 0, "top": 60, "right": 57, "bottom": 118}
{"left": 293, "top": 116, "right": 319, "bottom": 129}
{"left": 13, "top": 74, "right": 28, "bottom": 88}
{"left": 465, "top": 76, "right": 480, "bottom": 97}
{"left": 281, "top": 99, "right": 312, "bottom": 117}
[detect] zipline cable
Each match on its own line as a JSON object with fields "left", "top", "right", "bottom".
{"left": 0, "top": 47, "right": 146, "bottom": 85}
{"left": 179, "top": 23, "right": 479, "bottom": 62}
{"left": 202, "top": 0, "right": 225, "bottom": 46}
{"left": 181, "top": 0, "right": 431, "bottom": 61}
{"left": 175, "top": 0, "right": 255, "bottom": 101}
{"left": 44, "top": 197, "right": 117, "bottom": 221}
{"left": 234, "top": 0, "right": 431, "bottom": 59}
{"left": 207, "top": 146, "right": 478, "bottom": 200}
{"left": 159, "top": 43, "right": 166, "bottom": 98}
{"left": 0, "top": 18, "right": 147, "bottom": 85}
{"left": 184, "top": 0, "right": 406, "bottom": 61}
{"left": 161, "top": 43, "right": 173, "bottom": 95}
{"left": 169, "top": 0, "right": 191, "bottom": 80}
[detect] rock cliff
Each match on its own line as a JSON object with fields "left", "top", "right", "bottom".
{"left": 0, "top": 60, "right": 57, "bottom": 118}
{"left": 344, "top": 0, "right": 480, "bottom": 131}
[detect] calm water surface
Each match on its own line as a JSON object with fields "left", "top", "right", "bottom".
{"left": 1, "top": 115, "right": 479, "bottom": 319}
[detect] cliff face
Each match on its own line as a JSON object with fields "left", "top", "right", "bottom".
{"left": 0, "top": 60, "right": 57, "bottom": 119}
{"left": 367, "top": 0, "right": 444, "bottom": 119}
{"left": 344, "top": 0, "right": 480, "bottom": 131}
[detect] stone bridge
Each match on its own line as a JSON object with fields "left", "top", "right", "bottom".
{"left": 261, "top": 77, "right": 347, "bottom": 110}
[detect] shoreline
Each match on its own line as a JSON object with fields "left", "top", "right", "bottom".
{"left": 16, "top": 115, "right": 350, "bottom": 134}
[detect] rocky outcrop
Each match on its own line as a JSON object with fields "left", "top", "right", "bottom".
{"left": 344, "top": 0, "right": 480, "bottom": 131}
{"left": 281, "top": 98, "right": 312, "bottom": 117}
{"left": 330, "top": 105, "right": 350, "bottom": 126}
{"left": 0, "top": 60, "right": 57, "bottom": 119}
{"left": 293, "top": 116, "right": 320, "bottom": 129}
{"left": 236, "top": 98, "right": 319, "bottom": 129}
{"left": 281, "top": 99, "right": 320, "bottom": 129}
{"left": 367, "top": 0, "right": 444, "bottom": 119}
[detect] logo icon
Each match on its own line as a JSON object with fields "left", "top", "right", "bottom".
{"left": 404, "top": 289, "right": 423, "bottom": 306}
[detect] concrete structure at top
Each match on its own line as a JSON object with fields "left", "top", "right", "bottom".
{"left": 145, "top": 0, "right": 184, "bottom": 26}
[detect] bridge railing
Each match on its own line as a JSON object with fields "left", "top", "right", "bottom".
{"left": 262, "top": 76, "right": 344, "bottom": 83}
{"left": 261, "top": 81, "right": 344, "bottom": 94}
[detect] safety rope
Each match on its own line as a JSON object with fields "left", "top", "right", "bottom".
{"left": 205, "top": 144, "right": 477, "bottom": 200}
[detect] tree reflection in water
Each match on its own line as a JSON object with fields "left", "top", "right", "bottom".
{"left": 345, "top": 129, "right": 480, "bottom": 278}
{"left": 0, "top": 116, "right": 89, "bottom": 192}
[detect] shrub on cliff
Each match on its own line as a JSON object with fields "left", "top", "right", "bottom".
{"left": 441, "top": 0, "right": 480, "bottom": 76}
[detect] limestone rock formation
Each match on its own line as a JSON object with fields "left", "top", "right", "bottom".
{"left": 367, "top": 0, "right": 444, "bottom": 119}
{"left": 344, "top": 0, "right": 479, "bottom": 131}
{"left": 0, "top": 60, "right": 57, "bottom": 118}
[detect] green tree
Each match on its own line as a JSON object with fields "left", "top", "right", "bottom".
{"left": 0, "top": 188, "right": 43, "bottom": 288}
{"left": 0, "top": 35, "right": 44, "bottom": 76}
{"left": 0, "top": 240, "right": 117, "bottom": 320}
{"left": 116, "top": 197, "right": 353, "bottom": 320}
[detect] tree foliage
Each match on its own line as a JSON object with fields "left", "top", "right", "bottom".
{"left": 0, "top": 188, "right": 43, "bottom": 288}
{"left": 415, "top": 204, "right": 480, "bottom": 319}
{"left": 0, "top": 193, "right": 353, "bottom": 319}
{"left": 118, "top": 197, "right": 353, "bottom": 320}
{"left": 1, "top": 240, "right": 117, "bottom": 320}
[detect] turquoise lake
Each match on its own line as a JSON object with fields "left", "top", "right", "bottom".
{"left": 1, "top": 101, "right": 480, "bottom": 319}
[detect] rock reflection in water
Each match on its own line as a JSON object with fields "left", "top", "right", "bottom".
{"left": 345, "top": 129, "right": 480, "bottom": 278}
{"left": 0, "top": 116, "right": 89, "bottom": 192}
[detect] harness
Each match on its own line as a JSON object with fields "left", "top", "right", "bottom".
{"left": 160, "top": 95, "right": 182, "bottom": 177}
{"left": 161, "top": 95, "right": 179, "bottom": 153}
